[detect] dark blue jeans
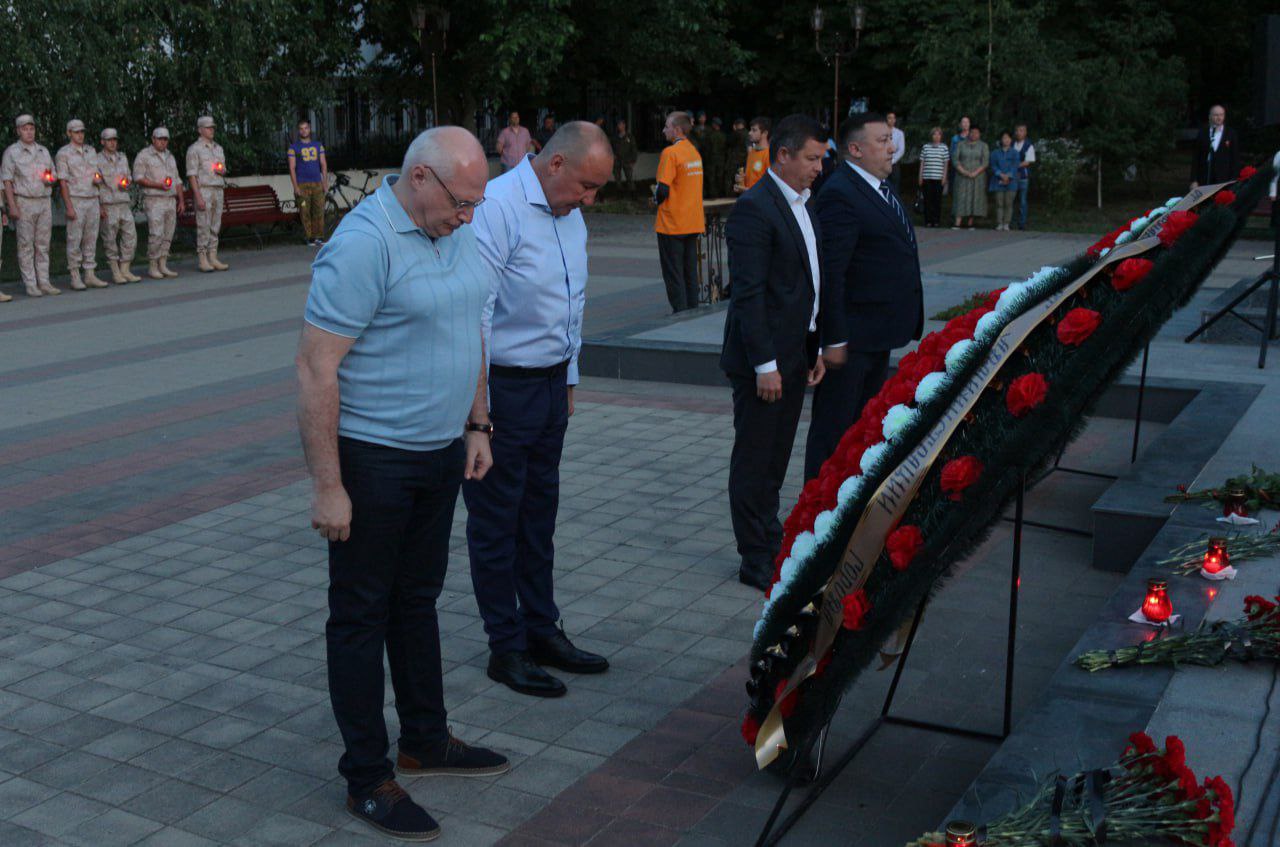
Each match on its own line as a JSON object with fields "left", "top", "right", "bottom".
{"left": 326, "top": 436, "right": 462, "bottom": 796}
{"left": 464, "top": 370, "right": 568, "bottom": 654}
{"left": 1016, "top": 177, "right": 1030, "bottom": 228}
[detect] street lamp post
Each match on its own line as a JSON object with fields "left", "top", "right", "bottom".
{"left": 409, "top": 5, "right": 450, "bottom": 127}
{"left": 812, "top": 3, "right": 865, "bottom": 132}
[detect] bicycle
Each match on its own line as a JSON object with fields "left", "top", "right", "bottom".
{"left": 324, "top": 169, "right": 379, "bottom": 235}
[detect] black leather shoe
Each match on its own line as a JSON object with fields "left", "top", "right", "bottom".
{"left": 529, "top": 627, "right": 609, "bottom": 674}
{"left": 398, "top": 731, "right": 510, "bottom": 778}
{"left": 487, "top": 650, "right": 567, "bottom": 697}
{"left": 347, "top": 779, "right": 440, "bottom": 842}
{"left": 738, "top": 562, "right": 771, "bottom": 592}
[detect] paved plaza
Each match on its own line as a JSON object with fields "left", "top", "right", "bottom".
{"left": 0, "top": 217, "right": 1277, "bottom": 846}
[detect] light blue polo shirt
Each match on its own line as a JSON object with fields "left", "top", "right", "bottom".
{"left": 304, "top": 175, "right": 492, "bottom": 451}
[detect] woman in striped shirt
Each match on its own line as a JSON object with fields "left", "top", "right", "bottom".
{"left": 917, "top": 127, "right": 950, "bottom": 227}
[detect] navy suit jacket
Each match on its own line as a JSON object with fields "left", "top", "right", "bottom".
{"left": 720, "top": 174, "right": 831, "bottom": 380}
{"left": 815, "top": 163, "right": 924, "bottom": 352}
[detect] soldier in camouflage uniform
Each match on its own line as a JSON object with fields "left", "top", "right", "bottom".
{"left": 1, "top": 115, "right": 60, "bottom": 297}
{"left": 133, "top": 127, "right": 185, "bottom": 279}
{"left": 186, "top": 115, "right": 229, "bottom": 272}
{"left": 726, "top": 118, "right": 748, "bottom": 197}
{"left": 56, "top": 119, "right": 108, "bottom": 290}
{"left": 0, "top": 181, "right": 7, "bottom": 302}
{"left": 704, "top": 117, "right": 726, "bottom": 199}
{"left": 96, "top": 128, "right": 140, "bottom": 283}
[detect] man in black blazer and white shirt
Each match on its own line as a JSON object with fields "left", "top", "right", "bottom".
{"left": 804, "top": 112, "right": 924, "bottom": 481}
{"left": 1190, "top": 104, "right": 1240, "bottom": 189}
{"left": 721, "top": 114, "right": 833, "bottom": 590}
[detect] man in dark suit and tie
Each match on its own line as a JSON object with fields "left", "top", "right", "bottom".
{"left": 1190, "top": 104, "right": 1240, "bottom": 189}
{"left": 804, "top": 112, "right": 924, "bottom": 481}
{"left": 721, "top": 114, "right": 832, "bottom": 590}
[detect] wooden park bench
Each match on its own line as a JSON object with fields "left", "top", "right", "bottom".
{"left": 177, "top": 184, "right": 297, "bottom": 247}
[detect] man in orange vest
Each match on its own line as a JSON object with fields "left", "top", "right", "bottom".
{"left": 653, "top": 111, "right": 704, "bottom": 313}
{"left": 738, "top": 116, "right": 771, "bottom": 193}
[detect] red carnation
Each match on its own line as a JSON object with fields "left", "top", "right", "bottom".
{"left": 1164, "top": 735, "right": 1186, "bottom": 769}
{"left": 814, "top": 651, "right": 832, "bottom": 677}
{"left": 774, "top": 679, "right": 799, "bottom": 717}
{"left": 1005, "top": 373, "right": 1049, "bottom": 418}
{"left": 940, "top": 455, "right": 983, "bottom": 501}
{"left": 883, "top": 378, "right": 918, "bottom": 408}
{"left": 741, "top": 713, "right": 761, "bottom": 745}
{"left": 1127, "top": 731, "right": 1158, "bottom": 757}
{"left": 1239, "top": 165, "right": 1257, "bottom": 180}
{"left": 841, "top": 589, "right": 872, "bottom": 630}
{"left": 885, "top": 525, "right": 924, "bottom": 571}
{"left": 1214, "top": 190, "right": 1237, "bottom": 206}
{"left": 1110, "top": 257, "right": 1154, "bottom": 292}
{"left": 1057, "top": 307, "right": 1102, "bottom": 347}
{"left": 1244, "top": 595, "right": 1278, "bottom": 621}
{"left": 1158, "top": 210, "right": 1198, "bottom": 247}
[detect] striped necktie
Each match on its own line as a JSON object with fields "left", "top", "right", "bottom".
{"left": 879, "top": 180, "right": 915, "bottom": 246}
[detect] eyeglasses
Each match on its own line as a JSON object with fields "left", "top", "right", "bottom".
{"left": 425, "top": 166, "right": 485, "bottom": 211}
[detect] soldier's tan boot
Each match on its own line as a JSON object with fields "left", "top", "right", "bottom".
{"left": 148, "top": 259, "right": 165, "bottom": 280}
{"left": 38, "top": 283, "right": 61, "bottom": 295}
{"left": 208, "top": 249, "right": 229, "bottom": 271}
{"left": 83, "top": 268, "right": 108, "bottom": 288}
{"left": 123, "top": 263, "right": 142, "bottom": 283}
{"left": 0, "top": 290, "right": 12, "bottom": 303}
{"left": 108, "top": 260, "right": 127, "bottom": 284}
{"left": 197, "top": 251, "right": 214, "bottom": 273}
{"left": 159, "top": 256, "right": 179, "bottom": 278}
{"left": 24, "top": 284, "right": 42, "bottom": 298}
{"left": 69, "top": 268, "right": 87, "bottom": 291}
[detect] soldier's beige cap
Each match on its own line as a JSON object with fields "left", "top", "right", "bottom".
{"left": 100, "top": 128, "right": 118, "bottom": 140}
{"left": 14, "top": 115, "right": 34, "bottom": 128}
{"left": 67, "top": 119, "right": 86, "bottom": 132}
{"left": 196, "top": 116, "right": 215, "bottom": 128}
{"left": 152, "top": 127, "right": 170, "bottom": 139}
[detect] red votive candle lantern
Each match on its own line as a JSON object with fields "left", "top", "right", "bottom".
{"left": 1202, "top": 537, "right": 1229, "bottom": 575}
{"left": 41, "top": 168, "right": 55, "bottom": 185}
{"left": 118, "top": 176, "right": 130, "bottom": 189}
{"left": 1142, "top": 578, "right": 1173, "bottom": 624}
{"left": 1222, "top": 489, "right": 1249, "bottom": 517}
{"left": 163, "top": 176, "right": 172, "bottom": 189}
{"left": 945, "top": 821, "right": 978, "bottom": 846}
{"left": 213, "top": 162, "right": 225, "bottom": 175}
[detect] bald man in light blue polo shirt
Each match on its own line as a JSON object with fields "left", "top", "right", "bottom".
{"left": 296, "top": 127, "right": 510, "bottom": 841}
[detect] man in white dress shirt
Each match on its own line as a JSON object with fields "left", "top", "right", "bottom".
{"left": 886, "top": 110, "right": 906, "bottom": 191}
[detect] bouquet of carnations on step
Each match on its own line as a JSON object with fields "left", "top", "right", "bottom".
{"left": 905, "top": 734, "right": 1234, "bottom": 846}
{"left": 1075, "top": 594, "right": 1280, "bottom": 672}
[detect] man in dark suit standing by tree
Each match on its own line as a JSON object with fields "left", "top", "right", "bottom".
{"left": 804, "top": 112, "right": 924, "bottom": 481}
{"left": 721, "top": 114, "right": 832, "bottom": 590}
{"left": 1190, "top": 104, "right": 1240, "bottom": 189}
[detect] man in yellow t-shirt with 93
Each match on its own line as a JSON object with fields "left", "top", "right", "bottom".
{"left": 654, "top": 111, "right": 704, "bottom": 313}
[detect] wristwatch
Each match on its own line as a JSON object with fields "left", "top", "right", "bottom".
{"left": 465, "top": 421, "right": 494, "bottom": 436}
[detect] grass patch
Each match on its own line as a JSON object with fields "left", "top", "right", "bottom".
{"left": 930, "top": 290, "right": 993, "bottom": 321}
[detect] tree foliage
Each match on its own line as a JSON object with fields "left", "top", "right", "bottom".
{"left": 0, "top": 0, "right": 359, "bottom": 170}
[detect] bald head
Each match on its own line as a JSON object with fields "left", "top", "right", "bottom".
{"left": 531, "top": 121, "right": 614, "bottom": 216}
{"left": 536, "top": 121, "right": 612, "bottom": 163}
{"left": 394, "top": 126, "right": 488, "bottom": 238}
{"left": 402, "top": 125, "right": 486, "bottom": 183}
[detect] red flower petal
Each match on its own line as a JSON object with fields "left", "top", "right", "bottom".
{"left": 1005, "top": 373, "right": 1049, "bottom": 418}
{"left": 885, "top": 525, "right": 924, "bottom": 571}
{"left": 1158, "top": 210, "right": 1198, "bottom": 247}
{"left": 1110, "top": 257, "right": 1154, "bottom": 292}
{"left": 1056, "top": 308, "right": 1101, "bottom": 347}
{"left": 741, "top": 713, "right": 761, "bottom": 745}
{"left": 1214, "top": 189, "right": 1237, "bottom": 206}
{"left": 840, "top": 589, "right": 872, "bottom": 630}
{"left": 1239, "top": 165, "right": 1257, "bottom": 181}
{"left": 940, "top": 456, "right": 983, "bottom": 501}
